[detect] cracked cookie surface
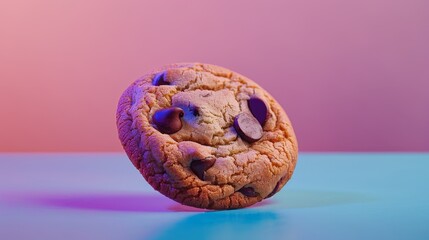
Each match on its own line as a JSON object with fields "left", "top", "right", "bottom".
{"left": 116, "top": 63, "right": 298, "bottom": 209}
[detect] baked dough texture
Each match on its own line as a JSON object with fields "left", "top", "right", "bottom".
{"left": 116, "top": 63, "right": 298, "bottom": 209}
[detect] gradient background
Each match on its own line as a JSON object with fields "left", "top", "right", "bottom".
{"left": 1, "top": 0, "right": 428, "bottom": 152}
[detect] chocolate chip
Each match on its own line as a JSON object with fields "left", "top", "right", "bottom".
{"left": 248, "top": 97, "right": 268, "bottom": 126}
{"left": 238, "top": 187, "right": 259, "bottom": 197}
{"left": 152, "top": 107, "right": 184, "bottom": 134}
{"left": 189, "top": 106, "right": 199, "bottom": 116}
{"left": 192, "top": 109, "right": 199, "bottom": 116}
{"left": 233, "top": 113, "right": 263, "bottom": 143}
{"left": 152, "top": 72, "right": 169, "bottom": 86}
{"left": 265, "top": 180, "right": 282, "bottom": 199}
{"left": 190, "top": 157, "right": 216, "bottom": 180}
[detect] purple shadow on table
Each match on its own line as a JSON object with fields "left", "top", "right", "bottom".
{"left": 1, "top": 192, "right": 271, "bottom": 212}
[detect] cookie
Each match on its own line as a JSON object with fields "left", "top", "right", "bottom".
{"left": 116, "top": 63, "right": 298, "bottom": 210}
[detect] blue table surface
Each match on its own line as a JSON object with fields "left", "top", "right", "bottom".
{"left": 0, "top": 153, "right": 428, "bottom": 240}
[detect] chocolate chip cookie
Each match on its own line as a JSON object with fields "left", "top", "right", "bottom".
{"left": 116, "top": 63, "right": 298, "bottom": 209}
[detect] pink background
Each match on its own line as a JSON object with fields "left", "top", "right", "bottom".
{"left": 1, "top": 0, "right": 428, "bottom": 152}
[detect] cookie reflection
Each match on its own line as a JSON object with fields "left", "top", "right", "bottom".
{"left": 147, "top": 211, "right": 281, "bottom": 240}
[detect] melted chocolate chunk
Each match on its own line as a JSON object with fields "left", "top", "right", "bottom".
{"left": 190, "top": 157, "right": 216, "bottom": 180}
{"left": 238, "top": 187, "right": 259, "bottom": 197}
{"left": 233, "top": 113, "right": 263, "bottom": 143}
{"left": 152, "top": 72, "right": 169, "bottom": 86}
{"left": 189, "top": 106, "right": 200, "bottom": 117}
{"left": 248, "top": 97, "right": 268, "bottom": 126}
{"left": 265, "top": 179, "right": 282, "bottom": 199}
{"left": 152, "top": 107, "right": 184, "bottom": 134}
